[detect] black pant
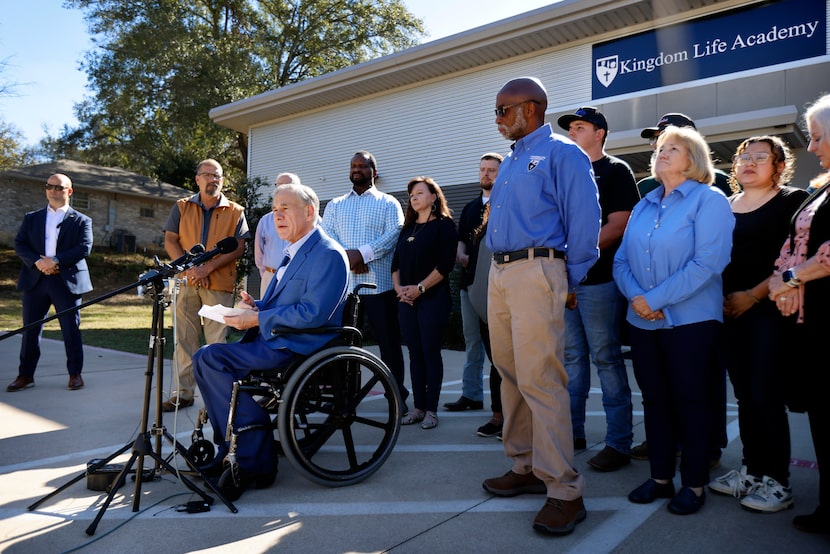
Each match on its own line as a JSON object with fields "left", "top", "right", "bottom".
{"left": 630, "top": 320, "right": 721, "bottom": 488}
{"left": 360, "top": 290, "right": 408, "bottom": 402}
{"left": 723, "top": 302, "right": 791, "bottom": 484}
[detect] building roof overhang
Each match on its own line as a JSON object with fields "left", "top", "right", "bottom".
{"left": 210, "top": 0, "right": 743, "bottom": 134}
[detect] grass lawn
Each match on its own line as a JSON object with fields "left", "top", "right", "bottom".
{"left": 0, "top": 248, "right": 180, "bottom": 357}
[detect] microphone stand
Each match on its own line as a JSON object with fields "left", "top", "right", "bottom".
{"left": 24, "top": 254, "right": 238, "bottom": 535}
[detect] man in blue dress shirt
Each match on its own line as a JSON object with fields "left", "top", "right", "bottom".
{"left": 481, "top": 77, "right": 601, "bottom": 537}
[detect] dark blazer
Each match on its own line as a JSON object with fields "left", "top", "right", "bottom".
{"left": 255, "top": 227, "right": 349, "bottom": 355}
{"left": 15, "top": 206, "right": 94, "bottom": 295}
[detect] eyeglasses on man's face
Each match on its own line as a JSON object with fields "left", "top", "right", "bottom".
{"left": 197, "top": 172, "right": 223, "bottom": 180}
{"left": 494, "top": 100, "right": 539, "bottom": 117}
{"left": 734, "top": 153, "right": 772, "bottom": 165}
{"left": 45, "top": 184, "right": 70, "bottom": 191}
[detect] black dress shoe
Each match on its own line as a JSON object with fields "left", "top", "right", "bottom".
{"left": 7, "top": 376, "right": 34, "bottom": 392}
{"left": 573, "top": 438, "right": 587, "bottom": 450}
{"left": 628, "top": 479, "right": 675, "bottom": 504}
{"left": 217, "top": 466, "right": 278, "bottom": 501}
{"left": 443, "top": 396, "right": 483, "bottom": 411}
{"left": 668, "top": 487, "right": 705, "bottom": 515}
{"left": 197, "top": 459, "right": 227, "bottom": 479}
{"left": 793, "top": 506, "right": 830, "bottom": 534}
{"left": 68, "top": 374, "right": 84, "bottom": 390}
{"left": 587, "top": 445, "right": 630, "bottom": 472}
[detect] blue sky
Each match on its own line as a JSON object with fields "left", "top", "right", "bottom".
{"left": 0, "top": 0, "right": 556, "bottom": 147}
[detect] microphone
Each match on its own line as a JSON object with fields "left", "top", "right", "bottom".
{"left": 187, "top": 237, "right": 238, "bottom": 267}
{"left": 167, "top": 243, "right": 206, "bottom": 271}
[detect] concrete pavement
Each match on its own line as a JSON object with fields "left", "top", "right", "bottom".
{"left": 0, "top": 333, "right": 827, "bottom": 553}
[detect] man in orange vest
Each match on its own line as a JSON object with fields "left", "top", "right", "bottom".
{"left": 162, "top": 158, "right": 248, "bottom": 412}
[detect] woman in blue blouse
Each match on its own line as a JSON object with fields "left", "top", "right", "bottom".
{"left": 392, "top": 177, "right": 458, "bottom": 430}
{"left": 613, "top": 126, "right": 734, "bottom": 515}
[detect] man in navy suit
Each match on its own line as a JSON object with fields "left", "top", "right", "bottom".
{"left": 193, "top": 182, "right": 349, "bottom": 499}
{"left": 9, "top": 173, "right": 93, "bottom": 392}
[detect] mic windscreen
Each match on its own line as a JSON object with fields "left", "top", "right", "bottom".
{"left": 216, "top": 237, "right": 238, "bottom": 254}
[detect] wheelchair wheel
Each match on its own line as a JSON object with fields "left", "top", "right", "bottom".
{"left": 277, "top": 345, "right": 402, "bottom": 487}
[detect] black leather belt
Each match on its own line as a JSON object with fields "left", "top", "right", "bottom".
{"left": 492, "top": 248, "right": 566, "bottom": 264}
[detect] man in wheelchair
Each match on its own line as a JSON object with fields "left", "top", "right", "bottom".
{"left": 192, "top": 183, "right": 349, "bottom": 500}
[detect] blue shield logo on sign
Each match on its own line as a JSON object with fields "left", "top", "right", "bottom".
{"left": 595, "top": 55, "right": 618, "bottom": 88}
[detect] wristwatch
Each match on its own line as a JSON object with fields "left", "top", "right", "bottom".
{"left": 51, "top": 256, "right": 60, "bottom": 268}
{"left": 417, "top": 283, "right": 426, "bottom": 294}
{"left": 782, "top": 268, "right": 802, "bottom": 288}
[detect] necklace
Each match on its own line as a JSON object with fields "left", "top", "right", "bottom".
{"left": 406, "top": 217, "right": 432, "bottom": 242}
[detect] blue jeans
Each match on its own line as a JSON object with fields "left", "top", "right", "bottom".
{"left": 564, "top": 281, "right": 633, "bottom": 453}
{"left": 459, "top": 289, "right": 485, "bottom": 401}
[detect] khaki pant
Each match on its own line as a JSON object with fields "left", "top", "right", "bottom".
{"left": 487, "top": 256, "right": 584, "bottom": 500}
{"left": 172, "top": 283, "right": 233, "bottom": 400}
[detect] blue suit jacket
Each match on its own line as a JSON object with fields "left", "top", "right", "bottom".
{"left": 15, "top": 206, "right": 94, "bottom": 295}
{"left": 255, "top": 227, "right": 349, "bottom": 355}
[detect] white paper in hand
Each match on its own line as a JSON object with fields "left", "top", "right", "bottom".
{"left": 198, "top": 304, "right": 249, "bottom": 324}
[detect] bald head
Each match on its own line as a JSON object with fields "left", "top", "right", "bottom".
{"left": 499, "top": 78, "right": 547, "bottom": 110}
{"left": 495, "top": 77, "right": 548, "bottom": 141}
{"left": 45, "top": 173, "right": 73, "bottom": 209}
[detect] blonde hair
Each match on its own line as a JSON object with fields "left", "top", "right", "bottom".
{"left": 805, "top": 93, "right": 830, "bottom": 143}
{"left": 652, "top": 126, "right": 714, "bottom": 185}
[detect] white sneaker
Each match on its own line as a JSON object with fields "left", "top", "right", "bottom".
{"left": 740, "top": 476, "right": 794, "bottom": 513}
{"left": 708, "top": 465, "right": 757, "bottom": 498}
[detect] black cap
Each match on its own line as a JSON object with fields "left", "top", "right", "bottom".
{"left": 640, "top": 113, "right": 696, "bottom": 139}
{"left": 557, "top": 106, "right": 608, "bottom": 132}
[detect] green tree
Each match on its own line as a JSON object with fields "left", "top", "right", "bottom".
{"left": 0, "top": 120, "right": 35, "bottom": 170}
{"left": 54, "top": 0, "right": 424, "bottom": 188}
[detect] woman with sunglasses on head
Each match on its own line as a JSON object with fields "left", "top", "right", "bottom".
{"left": 768, "top": 93, "right": 830, "bottom": 534}
{"left": 709, "top": 136, "right": 808, "bottom": 513}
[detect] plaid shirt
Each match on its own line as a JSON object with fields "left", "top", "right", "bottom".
{"left": 321, "top": 186, "right": 404, "bottom": 294}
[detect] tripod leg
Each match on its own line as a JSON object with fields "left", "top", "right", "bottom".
{"left": 162, "top": 430, "right": 239, "bottom": 513}
{"left": 27, "top": 441, "right": 133, "bottom": 511}
{"left": 86, "top": 450, "right": 141, "bottom": 535}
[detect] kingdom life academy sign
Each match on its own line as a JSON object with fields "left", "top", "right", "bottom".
{"left": 592, "top": 0, "right": 826, "bottom": 99}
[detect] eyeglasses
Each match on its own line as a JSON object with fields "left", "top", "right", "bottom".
{"left": 494, "top": 100, "right": 539, "bottom": 117}
{"left": 45, "top": 184, "right": 70, "bottom": 191}
{"left": 197, "top": 172, "right": 223, "bottom": 180}
{"left": 734, "top": 153, "right": 772, "bottom": 165}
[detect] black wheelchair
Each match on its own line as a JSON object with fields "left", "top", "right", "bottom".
{"left": 187, "top": 283, "right": 403, "bottom": 487}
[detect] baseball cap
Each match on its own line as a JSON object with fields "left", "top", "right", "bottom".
{"left": 557, "top": 106, "right": 608, "bottom": 132}
{"left": 640, "top": 113, "right": 696, "bottom": 139}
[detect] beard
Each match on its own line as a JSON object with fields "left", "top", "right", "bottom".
{"left": 479, "top": 181, "right": 493, "bottom": 191}
{"left": 349, "top": 172, "right": 371, "bottom": 188}
{"left": 498, "top": 109, "right": 527, "bottom": 141}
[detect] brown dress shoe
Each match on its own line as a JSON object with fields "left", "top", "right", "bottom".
{"left": 533, "top": 497, "right": 587, "bottom": 535}
{"left": 587, "top": 445, "right": 630, "bottom": 472}
{"left": 483, "top": 470, "right": 546, "bottom": 497}
{"left": 630, "top": 440, "right": 649, "bottom": 460}
{"left": 7, "top": 376, "right": 35, "bottom": 392}
{"left": 162, "top": 396, "right": 194, "bottom": 412}
{"left": 68, "top": 374, "right": 84, "bottom": 390}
